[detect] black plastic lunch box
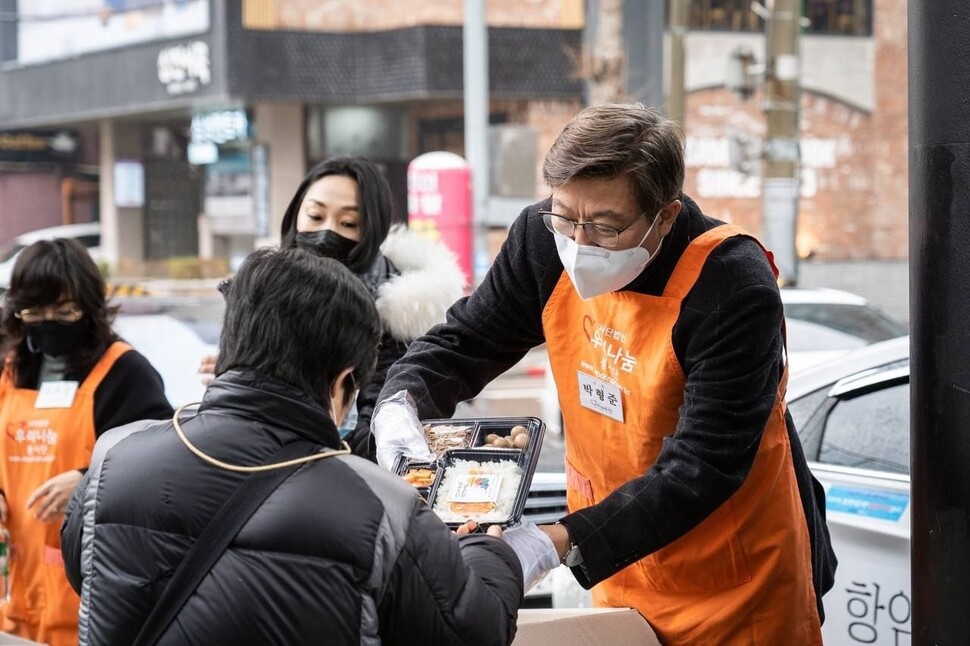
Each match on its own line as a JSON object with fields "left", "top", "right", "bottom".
{"left": 394, "top": 416, "right": 546, "bottom": 529}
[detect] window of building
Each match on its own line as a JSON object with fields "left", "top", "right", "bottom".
{"left": 689, "top": 0, "right": 764, "bottom": 32}
{"left": 417, "top": 114, "right": 509, "bottom": 157}
{"left": 688, "top": 0, "right": 872, "bottom": 36}
{"left": 804, "top": 0, "right": 872, "bottom": 35}
{"left": 0, "top": 0, "right": 17, "bottom": 62}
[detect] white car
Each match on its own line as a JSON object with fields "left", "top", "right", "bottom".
{"left": 781, "top": 287, "right": 907, "bottom": 372}
{"left": 787, "top": 335, "right": 911, "bottom": 645}
{"left": 0, "top": 222, "right": 102, "bottom": 290}
{"left": 113, "top": 312, "right": 219, "bottom": 409}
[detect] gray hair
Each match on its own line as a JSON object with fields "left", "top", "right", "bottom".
{"left": 542, "top": 103, "right": 685, "bottom": 213}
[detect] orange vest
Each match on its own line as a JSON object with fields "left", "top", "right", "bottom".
{"left": 0, "top": 342, "right": 130, "bottom": 646}
{"left": 543, "top": 225, "right": 822, "bottom": 644}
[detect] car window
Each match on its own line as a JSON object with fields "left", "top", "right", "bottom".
{"left": 113, "top": 314, "right": 216, "bottom": 407}
{"left": 784, "top": 303, "right": 907, "bottom": 344}
{"left": 818, "top": 382, "right": 910, "bottom": 474}
{"left": 788, "top": 387, "right": 832, "bottom": 460}
{"left": 76, "top": 234, "right": 101, "bottom": 248}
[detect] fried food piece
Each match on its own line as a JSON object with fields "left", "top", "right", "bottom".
{"left": 403, "top": 468, "right": 436, "bottom": 487}
{"left": 449, "top": 501, "right": 497, "bottom": 515}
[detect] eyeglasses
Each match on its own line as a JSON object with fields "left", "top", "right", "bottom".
{"left": 14, "top": 306, "right": 84, "bottom": 325}
{"left": 539, "top": 210, "right": 645, "bottom": 248}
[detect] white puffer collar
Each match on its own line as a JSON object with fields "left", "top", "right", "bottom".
{"left": 376, "top": 225, "right": 466, "bottom": 342}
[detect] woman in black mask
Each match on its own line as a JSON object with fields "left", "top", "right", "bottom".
{"left": 205, "top": 156, "right": 464, "bottom": 461}
{"left": 0, "top": 238, "right": 171, "bottom": 646}
{"left": 282, "top": 156, "right": 464, "bottom": 459}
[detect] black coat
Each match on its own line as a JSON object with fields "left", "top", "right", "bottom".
{"left": 62, "top": 371, "right": 523, "bottom": 646}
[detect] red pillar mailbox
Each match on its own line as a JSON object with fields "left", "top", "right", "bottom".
{"left": 407, "top": 152, "right": 472, "bottom": 287}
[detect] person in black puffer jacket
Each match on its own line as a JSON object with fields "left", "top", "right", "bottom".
{"left": 61, "top": 248, "right": 522, "bottom": 646}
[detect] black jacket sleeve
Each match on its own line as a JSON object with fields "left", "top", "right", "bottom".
{"left": 560, "top": 237, "right": 787, "bottom": 587}
{"left": 93, "top": 350, "right": 173, "bottom": 438}
{"left": 346, "top": 332, "right": 409, "bottom": 461}
{"left": 378, "top": 501, "right": 523, "bottom": 646}
{"left": 379, "top": 206, "right": 556, "bottom": 418}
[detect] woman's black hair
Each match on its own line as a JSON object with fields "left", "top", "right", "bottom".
{"left": 215, "top": 248, "right": 381, "bottom": 416}
{"left": 279, "top": 156, "right": 394, "bottom": 274}
{"left": 1, "top": 238, "right": 117, "bottom": 387}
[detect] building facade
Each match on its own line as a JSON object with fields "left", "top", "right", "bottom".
{"left": 0, "top": 0, "right": 584, "bottom": 275}
{"left": 681, "top": 0, "right": 907, "bottom": 261}
{"left": 0, "top": 0, "right": 908, "bottom": 277}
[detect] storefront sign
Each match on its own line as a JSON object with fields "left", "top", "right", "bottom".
{"left": 187, "top": 142, "right": 219, "bottom": 165}
{"left": 0, "top": 130, "right": 79, "bottom": 163}
{"left": 203, "top": 152, "right": 251, "bottom": 220}
{"left": 191, "top": 110, "right": 249, "bottom": 145}
{"left": 17, "top": 0, "right": 210, "bottom": 66}
{"left": 157, "top": 41, "right": 211, "bottom": 96}
{"left": 113, "top": 160, "right": 145, "bottom": 208}
{"left": 251, "top": 144, "right": 271, "bottom": 237}
{"left": 407, "top": 152, "right": 473, "bottom": 285}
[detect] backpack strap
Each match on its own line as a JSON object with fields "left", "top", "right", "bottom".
{"left": 132, "top": 440, "right": 319, "bottom": 645}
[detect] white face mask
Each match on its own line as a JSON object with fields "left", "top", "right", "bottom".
{"left": 331, "top": 371, "right": 359, "bottom": 429}
{"left": 332, "top": 389, "right": 359, "bottom": 429}
{"left": 554, "top": 211, "right": 663, "bottom": 300}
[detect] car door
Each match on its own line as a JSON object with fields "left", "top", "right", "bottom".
{"left": 789, "top": 362, "right": 912, "bottom": 646}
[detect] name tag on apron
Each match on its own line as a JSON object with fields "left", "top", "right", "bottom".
{"left": 577, "top": 371, "right": 624, "bottom": 422}
{"left": 35, "top": 381, "right": 79, "bottom": 409}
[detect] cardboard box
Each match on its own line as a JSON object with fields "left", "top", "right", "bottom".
{"left": 0, "top": 633, "right": 44, "bottom": 645}
{"left": 512, "top": 608, "right": 660, "bottom": 646}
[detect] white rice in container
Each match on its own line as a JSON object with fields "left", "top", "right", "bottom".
{"left": 432, "top": 459, "right": 523, "bottom": 523}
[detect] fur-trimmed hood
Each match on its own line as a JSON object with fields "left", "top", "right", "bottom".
{"left": 376, "top": 225, "right": 465, "bottom": 342}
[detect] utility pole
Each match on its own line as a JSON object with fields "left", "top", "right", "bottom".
{"left": 624, "top": 0, "right": 665, "bottom": 110}
{"left": 585, "top": 0, "right": 625, "bottom": 106}
{"left": 910, "top": 1, "right": 970, "bottom": 640}
{"left": 761, "top": 0, "right": 801, "bottom": 285}
{"left": 463, "top": 0, "right": 489, "bottom": 286}
{"left": 667, "top": 0, "right": 688, "bottom": 124}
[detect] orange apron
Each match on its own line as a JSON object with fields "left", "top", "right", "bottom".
{"left": 0, "top": 342, "right": 130, "bottom": 646}
{"left": 543, "top": 225, "right": 822, "bottom": 644}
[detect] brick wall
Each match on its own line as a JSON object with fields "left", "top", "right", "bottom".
{"left": 683, "top": 86, "right": 889, "bottom": 260}
{"left": 682, "top": 1, "right": 908, "bottom": 262}
{"left": 244, "top": 0, "right": 584, "bottom": 31}
{"left": 870, "top": 0, "right": 908, "bottom": 259}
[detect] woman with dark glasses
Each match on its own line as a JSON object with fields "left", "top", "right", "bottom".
{"left": 0, "top": 238, "right": 170, "bottom": 646}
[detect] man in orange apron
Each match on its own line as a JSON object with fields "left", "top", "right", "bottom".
{"left": 0, "top": 342, "right": 130, "bottom": 646}
{"left": 373, "top": 103, "right": 837, "bottom": 643}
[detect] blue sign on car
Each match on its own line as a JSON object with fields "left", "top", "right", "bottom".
{"left": 826, "top": 486, "right": 909, "bottom": 522}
